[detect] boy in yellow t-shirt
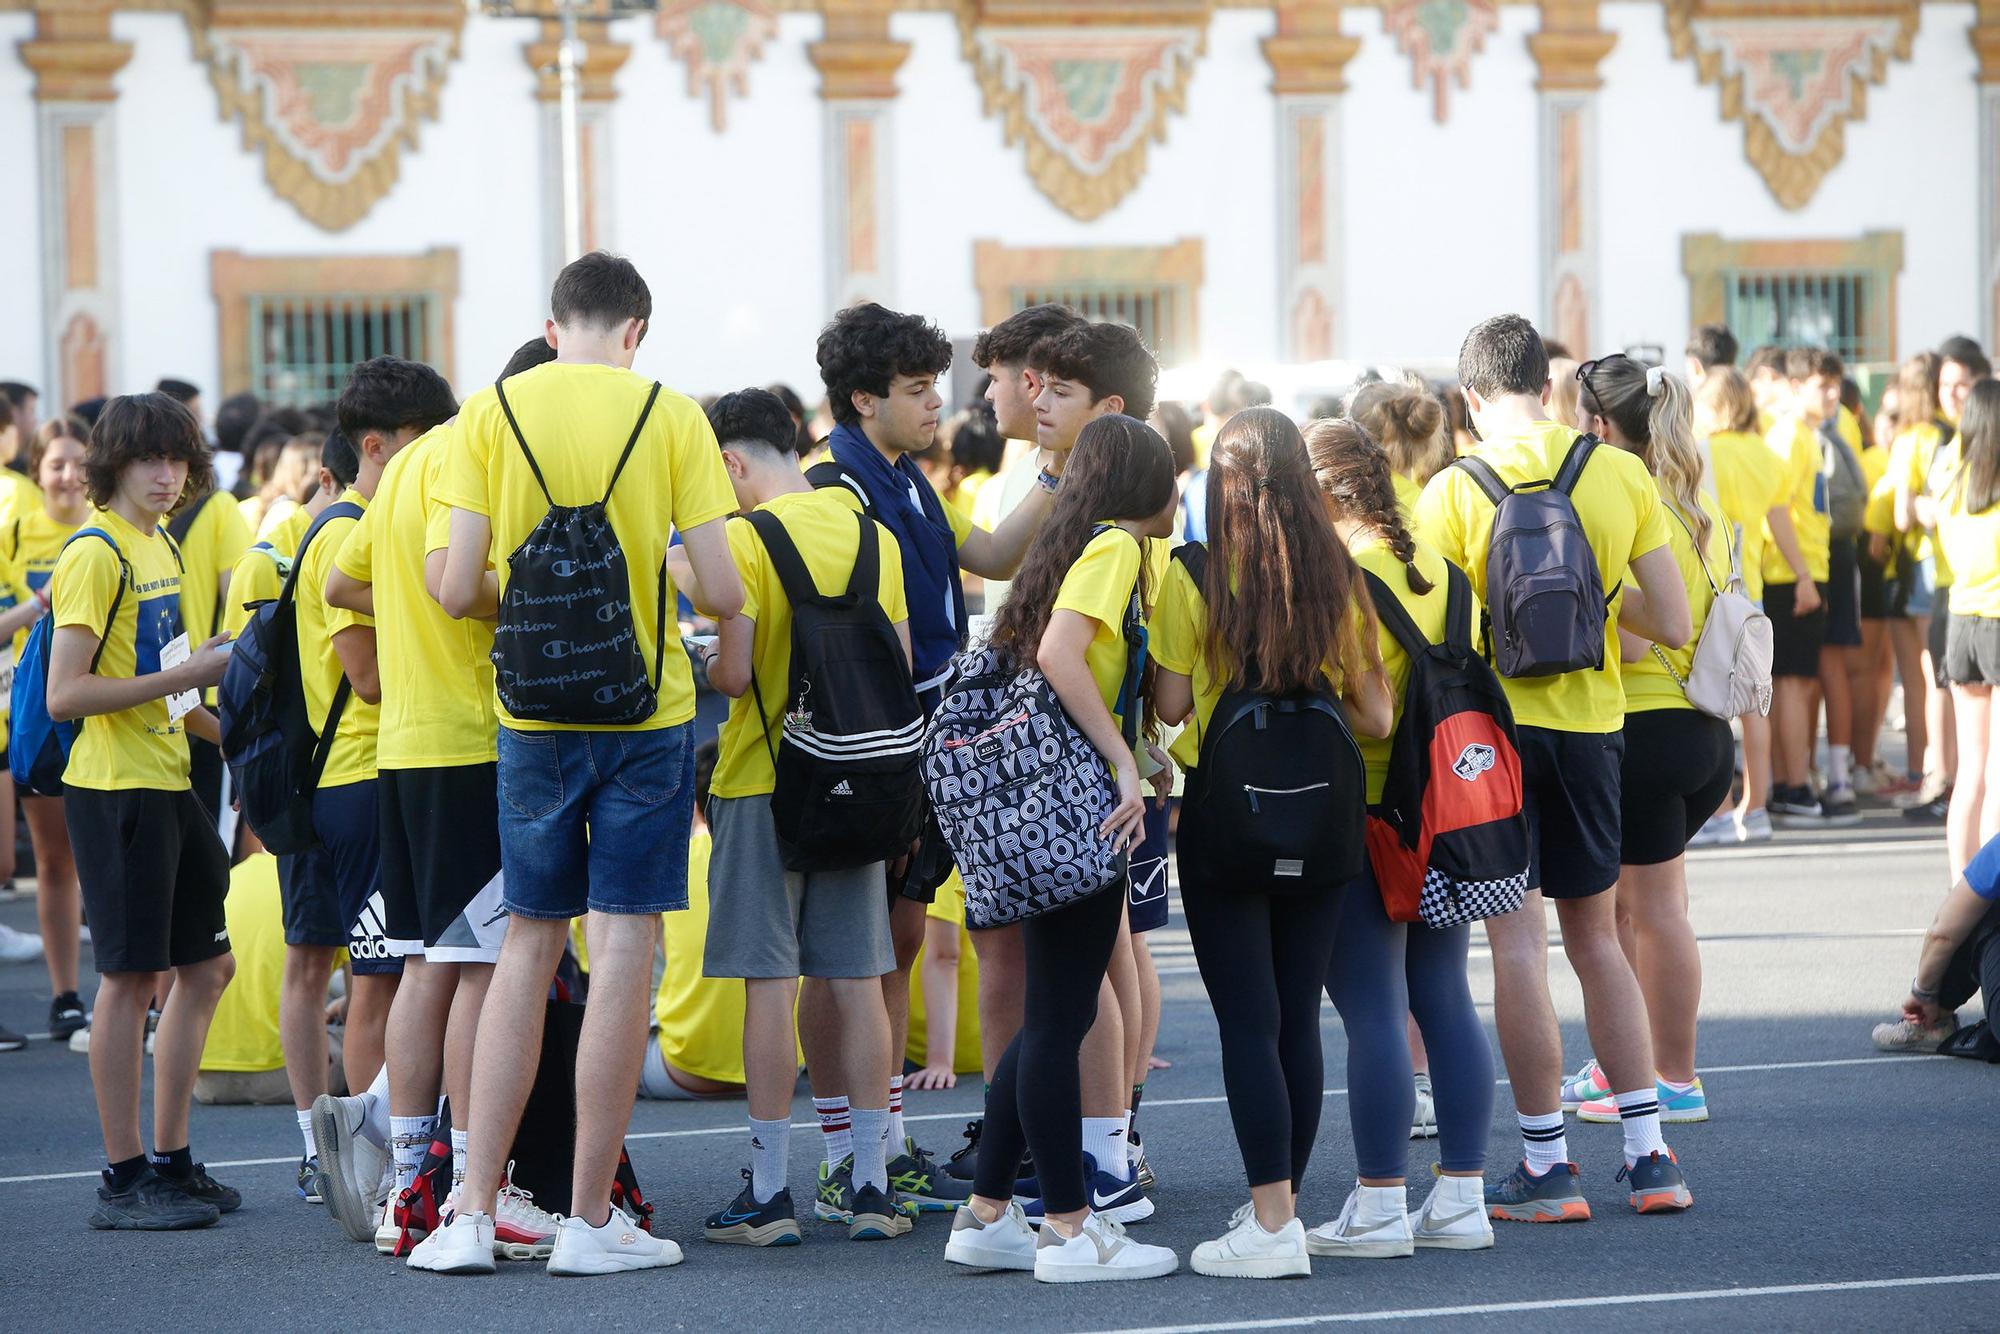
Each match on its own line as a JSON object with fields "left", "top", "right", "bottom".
{"left": 1414, "top": 318, "right": 1692, "bottom": 1218}
{"left": 46, "top": 392, "right": 236, "bottom": 1229}
{"left": 673, "top": 389, "right": 921, "bottom": 1242}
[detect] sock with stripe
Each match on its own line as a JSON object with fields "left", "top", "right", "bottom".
{"left": 887, "top": 1075, "right": 907, "bottom": 1151}
{"left": 749, "top": 1116, "right": 790, "bottom": 1203}
{"left": 390, "top": 1115, "right": 434, "bottom": 1193}
{"left": 1519, "top": 1111, "right": 1567, "bottom": 1175}
{"left": 1615, "top": 1088, "right": 1668, "bottom": 1167}
{"left": 296, "top": 1109, "right": 318, "bottom": 1161}
{"left": 450, "top": 1129, "right": 469, "bottom": 1188}
{"left": 850, "top": 1106, "right": 891, "bottom": 1194}
{"left": 815, "top": 1096, "right": 852, "bottom": 1169}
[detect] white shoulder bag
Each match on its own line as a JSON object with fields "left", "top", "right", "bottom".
{"left": 1651, "top": 446, "right": 1774, "bottom": 719}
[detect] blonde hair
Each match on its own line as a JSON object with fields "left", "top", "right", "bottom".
{"left": 1694, "top": 366, "right": 1758, "bottom": 437}
{"left": 1894, "top": 351, "right": 1942, "bottom": 435}
{"left": 1348, "top": 375, "right": 1452, "bottom": 485}
{"left": 1548, "top": 358, "right": 1582, "bottom": 433}
{"left": 1580, "top": 358, "right": 1713, "bottom": 555}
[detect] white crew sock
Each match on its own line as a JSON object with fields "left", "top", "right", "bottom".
{"left": 358, "top": 1066, "right": 391, "bottom": 1147}
{"left": 1615, "top": 1088, "right": 1668, "bottom": 1167}
{"left": 1519, "top": 1111, "right": 1567, "bottom": 1175}
{"left": 389, "top": 1115, "right": 434, "bottom": 1192}
{"left": 450, "top": 1129, "right": 469, "bottom": 1188}
{"left": 1082, "top": 1116, "right": 1128, "bottom": 1180}
{"left": 814, "top": 1096, "right": 852, "bottom": 1168}
{"left": 850, "top": 1107, "right": 891, "bottom": 1194}
{"left": 1830, "top": 744, "right": 1853, "bottom": 789}
{"left": 749, "top": 1116, "right": 790, "bottom": 1204}
{"left": 296, "top": 1109, "right": 317, "bottom": 1161}
{"left": 887, "top": 1075, "right": 906, "bottom": 1151}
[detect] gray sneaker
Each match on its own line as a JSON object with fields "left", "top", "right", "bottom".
{"left": 1872, "top": 1014, "right": 1956, "bottom": 1052}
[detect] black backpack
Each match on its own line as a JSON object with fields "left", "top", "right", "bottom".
{"left": 490, "top": 378, "right": 668, "bottom": 727}
{"left": 1172, "top": 542, "right": 1366, "bottom": 895}
{"left": 742, "top": 507, "right": 927, "bottom": 871}
{"left": 216, "top": 502, "right": 363, "bottom": 855}
{"left": 1455, "top": 436, "right": 1613, "bottom": 678}
{"left": 1360, "top": 564, "right": 1530, "bottom": 928}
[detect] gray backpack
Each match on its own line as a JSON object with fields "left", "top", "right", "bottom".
{"left": 1454, "top": 436, "right": 1612, "bottom": 679}
{"left": 1818, "top": 421, "right": 1866, "bottom": 540}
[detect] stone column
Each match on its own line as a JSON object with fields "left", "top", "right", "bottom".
{"left": 1263, "top": 1, "right": 1360, "bottom": 361}
{"left": 1529, "top": 0, "right": 1615, "bottom": 356}
{"left": 809, "top": 0, "right": 908, "bottom": 312}
{"left": 18, "top": 1, "right": 132, "bottom": 408}
{"left": 1976, "top": 1, "right": 2000, "bottom": 351}
{"left": 525, "top": 15, "right": 630, "bottom": 280}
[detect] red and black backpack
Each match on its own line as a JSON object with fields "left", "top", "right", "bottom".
{"left": 1361, "top": 562, "right": 1530, "bottom": 927}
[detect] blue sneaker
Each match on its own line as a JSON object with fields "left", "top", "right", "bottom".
{"left": 703, "top": 1168, "right": 802, "bottom": 1247}
{"left": 1617, "top": 1150, "right": 1693, "bottom": 1214}
{"left": 297, "top": 1156, "right": 321, "bottom": 1203}
{"left": 1559, "top": 1059, "right": 1609, "bottom": 1112}
{"left": 1021, "top": 1153, "right": 1153, "bottom": 1226}
{"left": 1577, "top": 1077, "right": 1708, "bottom": 1124}
{"left": 1484, "top": 1161, "right": 1591, "bottom": 1223}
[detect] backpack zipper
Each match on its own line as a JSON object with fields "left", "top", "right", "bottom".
{"left": 1243, "top": 781, "right": 1330, "bottom": 814}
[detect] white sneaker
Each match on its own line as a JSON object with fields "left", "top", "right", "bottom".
{"left": 1191, "top": 1203, "right": 1310, "bottom": 1279}
{"left": 1408, "top": 1175, "right": 1494, "bottom": 1250}
{"left": 1306, "top": 1183, "right": 1414, "bottom": 1259}
{"left": 311, "top": 1092, "right": 389, "bottom": 1244}
{"left": 407, "top": 1210, "right": 497, "bottom": 1275}
{"left": 0, "top": 923, "right": 42, "bottom": 963}
{"left": 68, "top": 1027, "right": 89, "bottom": 1054}
{"left": 1686, "top": 810, "right": 1738, "bottom": 848}
{"left": 1872, "top": 1014, "right": 1957, "bottom": 1052}
{"left": 944, "top": 1200, "right": 1038, "bottom": 1272}
{"left": 494, "top": 1167, "right": 560, "bottom": 1260}
{"left": 545, "top": 1211, "right": 684, "bottom": 1276}
{"left": 1409, "top": 1076, "right": 1438, "bottom": 1140}
{"left": 1032, "top": 1213, "right": 1177, "bottom": 1283}
{"left": 1737, "top": 807, "right": 1773, "bottom": 842}
{"left": 374, "top": 1193, "right": 405, "bottom": 1255}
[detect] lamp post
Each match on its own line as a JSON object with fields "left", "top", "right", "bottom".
{"left": 469, "top": 0, "right": 657, "bottom": 263}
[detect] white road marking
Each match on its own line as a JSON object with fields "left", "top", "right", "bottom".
{"left": 1071, "top": 1271, "right": 2000, "bottom": 1333}
{"left": 0, "top": 1053, "right": 1942, "bottom": 1187}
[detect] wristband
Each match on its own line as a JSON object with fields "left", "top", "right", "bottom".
{"left": 1035, "top": 468, "right": 1061, "bottom": 495}
{"left": 1910, "top": 979, "right": 1940, "bottom": 1005}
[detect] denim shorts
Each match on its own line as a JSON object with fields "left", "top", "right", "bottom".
{"left": 497, "top": 724, "right": 695, "bottom": 920}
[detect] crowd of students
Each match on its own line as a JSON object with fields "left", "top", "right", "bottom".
{"left": 0, "top": 254, "right": 1995, "bottom": 1284}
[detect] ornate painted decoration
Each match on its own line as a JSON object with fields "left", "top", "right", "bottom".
{"left": 656, "top": 0, "right": 778, "bottom": 132}
{"left": 1382, "top": 0, "right": 1500, "bottom": 123}
{"left": 1667, "top": 0, "right": 1918, "bottom": 211}
{"left": 203, "top": 24, "right": 460, "bottom": 231}
{"left": 960, "top": 7, "right": 1209, "bottom": 222}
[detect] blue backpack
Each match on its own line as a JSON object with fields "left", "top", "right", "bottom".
{"left": 216, "top": 502, "right": 362, "bottom": 855}
{"left": 11, "top": 529, "right": 132, "bottom": 796}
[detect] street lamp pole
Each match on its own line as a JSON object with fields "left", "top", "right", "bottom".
{"left": 556, "top": 0, "right": 583, "bottom": 263}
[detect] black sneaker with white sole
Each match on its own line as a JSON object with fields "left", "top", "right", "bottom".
{"left": 0, "top": 1023, "right": 25, "bottom": 1053}
{"left": 49, "top": 993, "right": 88, "bottom": 1041}
{"left": 944, "top": 1119, "right": 982, "bottom": 1182}
{"left": 89, "top": 1169, "right": 222, "bottom": 1231}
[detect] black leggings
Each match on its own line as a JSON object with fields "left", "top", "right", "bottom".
{"left": 1180, "top": 862, "right": 1344, "bottom": 1190}
{"left": 972, "top": 882, "right": 1125, "bottom": 1214}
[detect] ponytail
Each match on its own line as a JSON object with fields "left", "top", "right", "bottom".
{"left": 1580, "top": 357, "right": 1712, "bottom": 555}
{"left": 1302, "top": 416, "right": 1436, "bottom": 597}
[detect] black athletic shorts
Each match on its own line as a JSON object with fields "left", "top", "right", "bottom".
{"left": 1858, "top": 545, "right": 1899, "bottom": 620}
{"left": 1518, "top": 725, "right": 1624, "bottom": 899}
{"left": 1824, "top": 538, "right": 1862, "bottom": 648}
{"left": 1945, "top": 614, "right": 2000, "bottom": 687}
{"left": 66, "top": 785, "right": 230, "bottom": 974}
{"left": 378, "top": 763, "right": 507, "bottom": 963}
{"left": 187, "top": 736, "right": 225, "bottom": 826}
{"left": 1931, "top": 585, "right": 1953, "bottom": 687}
{"left": 1618, "top": 709, "right": 1735, "bottom": 866}
{"left": 312, "top": 779, "right": 401, "bottom": 976}
{"left": 1763, "top": 580, "right": 1828, "bottom": 678}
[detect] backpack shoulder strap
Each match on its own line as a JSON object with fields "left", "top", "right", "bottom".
{"left": 494, "top": 379, "right": 555, "bottom": 507}
{"left": 845, "top": 509, "right": 881, "bottom": 606}
{"left": 1452, "top": 456, "right": 1511, "bottom": 506}
{"left": 1442, "top": 560, "right": 1476, "bottom": 651}
{"left": 1171, "top": 540, "right": 1208, "bottom": 593}
{"left": 1552, "top": 434, "right": 1600, "bottom": 496}
{"left": 279, "top": 501, "right": 365, "bottom": 604}
{"left": 601, "top": 381, "right": 663, "bottom": 504}
{"left": 61, "top": 528, "right": 130, "bottom": 674}
{"left": 805, "top": 461, "right": 878, "bottom": 522}
{"left": 1361, "top": 568, "right": 1431, "bottom": 661}
{"left": 167, "top": 489, "right": 218, "bottom": 545}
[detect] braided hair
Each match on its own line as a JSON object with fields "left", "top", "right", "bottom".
{"left": 1302, "top": 416, "right": 1436, "bottom": 596}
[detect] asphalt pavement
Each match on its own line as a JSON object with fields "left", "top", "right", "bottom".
{"left": 2, "top": 806, "right": 1995, "bottom": 1332}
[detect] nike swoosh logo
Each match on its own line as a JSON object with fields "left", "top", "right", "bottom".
{"left": 1342, "top": 1215, "right": 1405, "bottom": 1236}
{"left": 716, "top": 1210, "right": 760, "bottom": 1225}
{"left": 1421, "top": 1206, "right": 1482, "bottom": 1230}
{"left": 1091, "top": 1188, "right": 1134, "bottom": 1209}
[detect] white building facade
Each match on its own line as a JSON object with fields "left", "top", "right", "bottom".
{"left": 1, "top": 0, "right": 1994, "bottom": 411}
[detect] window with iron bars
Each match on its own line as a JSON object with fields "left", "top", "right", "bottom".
{"left": 248, "top": 295, "right": 438, "bottom": 410}
{"left": 1723, "top": 269, "right": 1888, "bottom": 366}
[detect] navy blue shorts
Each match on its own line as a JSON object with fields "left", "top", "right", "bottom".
{"left": 309, "top": 779, "right": 402, "bottom": 975}
{"left": 1127, "top": 800, "right": 1171, "bottom": 933}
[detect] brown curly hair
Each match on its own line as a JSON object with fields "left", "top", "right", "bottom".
{"left": 84, "top": 392, "right": 214, "bottom": 513}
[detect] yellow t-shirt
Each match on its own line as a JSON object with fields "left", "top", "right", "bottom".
{"left": 654, "top": 832, "right": 746, "bottom": 1084}
{"left": 0, "top": 471, "right": 43, "bottom": 527}
{"left": 1349, "top": 535, "right": 1453, "bottom": 803}
{"left": 222, "top": 504, "right": 313, "bottom": 639}
{"left": 335, "top": 427, "right": 500, "bottom": 770}
{"left": 1413, "top": 421, "right": 1672, "bottom": 734}
{"left": 4, "top": 507, "right": 80, "bottom": 662}
{"left": 905, "top": 877, "right": 984, "bottom": 1076}
{"left": 198, "top": 854, "right": 292, "bottom": 1073}
{"left": 1905, "top": 425, "right": 1960, "bottom": 586}
{"left": 1624, "top": 488, "right": 1731, "bottom": 714}
{"left": 175, "top": 490, "right": 253, "bottom": 647}
{"left": 0, "top": 549, "right": 29, "bottom": 729}
{"left": 1861, "top": 442, "right": 1897, "bottom": 547}
{"left": 1759, "top": 416, "right": 1828, "bottom": 587}
{"left": 51, "top": 507, "right": 191, "bottom": 791}
{"left": 1392, "top": 471, "right": 1423, "bottom": 517}
{"left": 1191, "top": 421, "right": 1218, "bottom": 471}
{"left": 1051, "top": 526, "right": 1143, "bottom": 725}
{"left": 294, "top": 490, "right": 376, "bottom": 789}
{"left": 1937, "top": 478, "right": 2000, "bottom": 618}
{"left": 437, "top": 362, "right": 737, "bottom": 733}
{"left": 711, "top": 489, "right": 908, "bottom": 800}
{"left": 1836, "top": 405, "right": 1864, "bottom": 457}
{"left": 1706, "top": 430, "right": 1786, "bottom": 602}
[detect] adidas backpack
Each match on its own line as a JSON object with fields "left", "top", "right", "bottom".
{"left": 216, "top": 502, "right": 363, "bottom": 855}
{"left": 1172, "top": 542, "right": 1367, "bottom": 895}
{"left": 12, "top": 528, "right": 137, "bottom": 796}
{"left": 490, "top": 378, "right": 669, "bottom": 726}
{"left": 922, "top": 531, "right": 1144, "bottom": 928}
{"left": 1455, "top": 435, "right": 1613, "bottom": 678}
{"left": 1360, "top": 563, "right": 1530, "bottom": 928}
{"left": 742, "top": 507, "right": 926, "bottom": 872}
